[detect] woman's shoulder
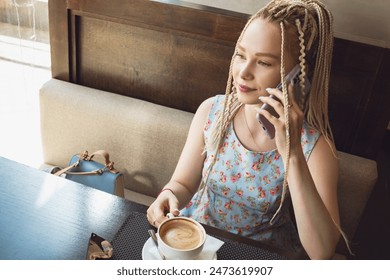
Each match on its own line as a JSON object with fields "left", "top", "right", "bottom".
{"left": 301, "top": 122, "right": 338, "bottom": 165}
{"left": 196, "top": 94, "right": 225, "bottom": 118}
{"left": 301, "top": 121, "right": 321, "bottom": 160}
{"left": 200, "top": 94, "right": 224, "bottom": 108}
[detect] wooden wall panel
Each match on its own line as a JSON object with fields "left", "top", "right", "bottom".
{"left": 328, "top": 39, "right": 390, "bottom": 157}
{"left": 48, "top": 0, "right": 69, "bottom": 81}
{"left": 48, "top": 0, "right": 390, "bottom": 159}
{"left": 76, "top": 16, "right": 234, "bottom": 111}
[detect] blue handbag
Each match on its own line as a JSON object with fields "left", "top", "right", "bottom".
{"left": 55, "top": 150, "right": 124, "bottom": 197}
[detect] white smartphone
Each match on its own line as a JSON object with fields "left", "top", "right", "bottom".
{"left": 256, "top": 64, "right": 305, "bottom": 139}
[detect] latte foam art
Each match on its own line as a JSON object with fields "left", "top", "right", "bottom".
{"left": 160, "top": 220, "right": 202, "bottom": 250}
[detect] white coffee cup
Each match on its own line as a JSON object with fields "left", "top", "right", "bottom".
{"left": 157, "top": 215, "right": 206, "bottom": 260}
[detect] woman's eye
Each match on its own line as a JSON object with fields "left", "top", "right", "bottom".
{"left": 235, "top": 53, "right": 245, "bottom": 59}
{"left": 258, "top": 60, "right": 271, "bottom": 67}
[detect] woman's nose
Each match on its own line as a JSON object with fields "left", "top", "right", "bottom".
{"left": 240, "top": 62, "right": 254, "bottom": 80}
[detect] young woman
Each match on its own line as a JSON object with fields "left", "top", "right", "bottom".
{"left": 147, "top": 0, "right": 342, "bottom": 259}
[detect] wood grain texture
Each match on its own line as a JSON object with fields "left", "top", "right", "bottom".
{"left": 0, "top": 156, "right": 147, "bottom": 259}
{"left": 48, "top": 0, "right": 390, "bottom": 159}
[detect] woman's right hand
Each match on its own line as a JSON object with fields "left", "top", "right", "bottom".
{"left": 146, "top": 189, "right": 180, "bottom": 228}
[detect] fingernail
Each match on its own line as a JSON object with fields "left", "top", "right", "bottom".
{"left": 166, "top": 213, "right": 175, "bottom": 219}
{"left": 258, "top": 96, "right": 265, "bottom": 100}
{"left": 265, "top": 88, "right": 272, "bottom": 93}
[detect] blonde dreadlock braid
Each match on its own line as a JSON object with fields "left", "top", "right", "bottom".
{"left": 270, "top": 20, "right": 290, "bottom": 224}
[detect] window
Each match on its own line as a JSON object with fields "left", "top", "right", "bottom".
{"left": 0, "top": 0, "right": 50, "bottom": 167}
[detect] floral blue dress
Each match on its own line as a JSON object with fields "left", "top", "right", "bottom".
{"left": 180, "top": 95, "right": 320, "bottom": 251}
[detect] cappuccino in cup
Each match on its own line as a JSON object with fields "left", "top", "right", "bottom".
{"left": 157, "top": 216, "right": 206, "bottom": 259}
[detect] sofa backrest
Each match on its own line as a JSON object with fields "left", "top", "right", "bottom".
{"left": 40, "top": 79, "right": 193, "bottom": 202}
{"left": 336, "top": 151, "right": 377, "bottom": 256}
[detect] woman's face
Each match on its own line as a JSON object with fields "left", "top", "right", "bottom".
{"left": 232, "top": 18, "right": 296, "bottom": 105}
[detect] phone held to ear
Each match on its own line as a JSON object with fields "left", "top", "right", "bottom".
{"left": 256, "top": 64, "right": 308, "bottom": 139}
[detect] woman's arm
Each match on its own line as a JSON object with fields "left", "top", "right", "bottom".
{"left": 146, "top": 97, "right": 213, "bottom": 227}
{"left": 258, "top": 86, "right": 340, "bottom": 259}
{"left": 287, "top": 136, "right": 340, "bottom": 259}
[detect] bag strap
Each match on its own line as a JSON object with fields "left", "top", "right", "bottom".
{"left": 89, "top": 150, "right": 120, "bottom": 174}
{"left": 64, "top": 169, "right": 106, "bottom": 176}
{"left": 54, "top": 161, "right": 79, "bottom": 177}
{"left": 89, "top": 150, "right": 111, "bottom": 165}
{"left": 54, "top": 150, "right": 120, "bottom": 177}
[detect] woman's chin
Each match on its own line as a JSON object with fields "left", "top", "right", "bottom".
{"left": 237, "top": 91, "right": 261, "bottom": 105}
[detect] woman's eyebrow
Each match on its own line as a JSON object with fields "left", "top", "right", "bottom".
{"left": 237, "top": 44, "right": 279, "bottom": 60}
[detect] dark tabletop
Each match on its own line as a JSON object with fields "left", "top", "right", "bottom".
{"left": 0, "top": 156, "right": 146, "bottom": 259}
{"left": 0, "top": 156, "right": 289, "bottom": 260}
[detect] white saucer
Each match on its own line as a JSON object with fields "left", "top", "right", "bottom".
{"left": 142, "top": 237, "right": 217, "bottom": 260}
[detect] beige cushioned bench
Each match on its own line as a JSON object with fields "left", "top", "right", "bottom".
{"left": 39, "top": 78, "right": 377, "bottom": 258}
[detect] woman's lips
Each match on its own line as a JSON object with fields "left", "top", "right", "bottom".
{"left": 237, "top": 84, "right": 256, "bottom": 93}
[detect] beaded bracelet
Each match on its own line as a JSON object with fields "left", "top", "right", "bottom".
{"left": 157, "top": 188, "right": 175, "bottom": 197}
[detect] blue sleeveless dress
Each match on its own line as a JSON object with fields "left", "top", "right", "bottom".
{"left": 180, "top": 95, "right": 320, "bottom": 251}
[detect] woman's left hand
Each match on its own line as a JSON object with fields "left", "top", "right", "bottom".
{"left": 257, "top": 83, "right": 304, "bottom": 161}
